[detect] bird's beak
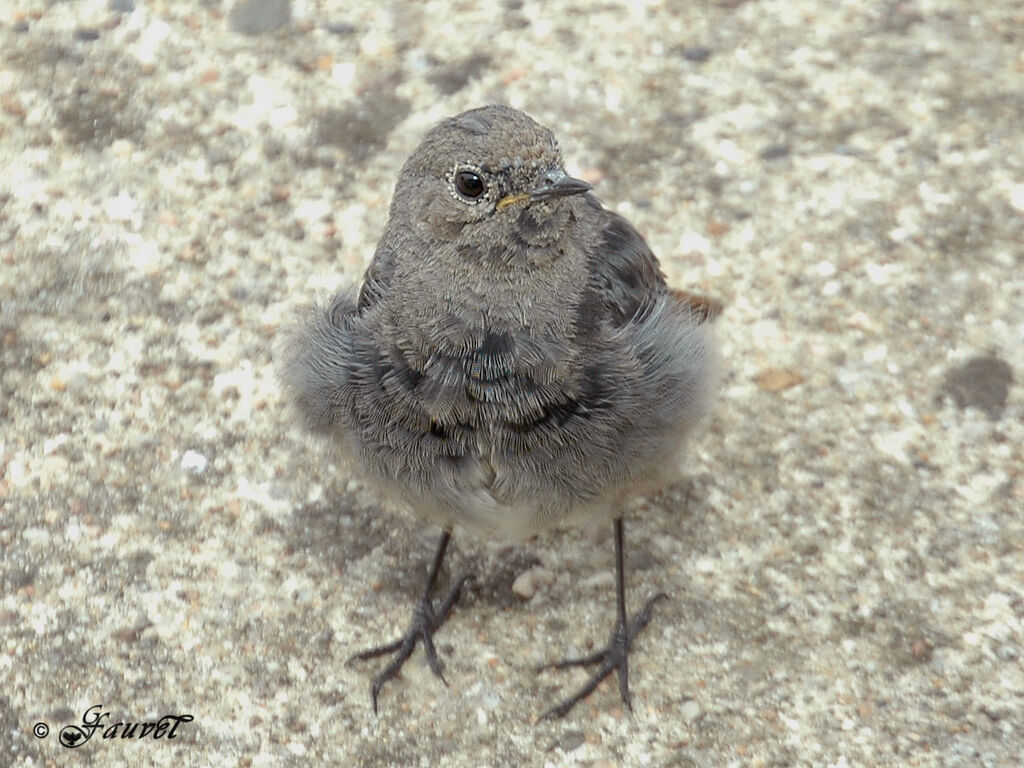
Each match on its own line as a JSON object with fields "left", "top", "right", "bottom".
{"left": 529, "top": 169, "right": 592, "bottom": 200}
{"left": 495, "top": 170, "right": 593, "bottom": 211}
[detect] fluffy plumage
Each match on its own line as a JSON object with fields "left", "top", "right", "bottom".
{"left": 278, "top": 104, "right": 717, "bottom": 539}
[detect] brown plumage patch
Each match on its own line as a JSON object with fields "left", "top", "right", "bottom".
{"left": 670, "top": 289, "right": 724, "bottom": 324}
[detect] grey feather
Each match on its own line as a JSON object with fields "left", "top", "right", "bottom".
{"left": 277, "top": 105, "right": 719, "bottom": 539}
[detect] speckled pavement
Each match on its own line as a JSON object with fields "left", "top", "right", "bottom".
{"left": 2, "top": 1, "right": 1022, "bottom": 766}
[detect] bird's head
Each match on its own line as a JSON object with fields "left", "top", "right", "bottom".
{"left": 390, "top": 105, "right": 592, "bottom": 265}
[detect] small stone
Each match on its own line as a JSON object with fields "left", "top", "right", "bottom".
{"left": 325, "top": 22, "right": 356, "bottom": 35}
{"left": 228, "top": 0, "right": 291, "bottom": 35}
{"left": 554, "top": 729, "right": 585, "bottom": 752}
{"left": 759, "top": 143, "right": 791, "bottom": 160}
{"left": 43, "top": 435, "right": 69, "bottom": 455}
{"left": 680, "top": 46, "right": 712, "bottom": 62}
{"left": 1008, "top": 183, "right": 1024, "bottom": 213}
{"left": 181, "top": 449, "right": 209, "bottom": 473}
{"left": 754, "top": 367, "right": 804, "bottom": 392}
{"left": 511, "top": 566, "right": 554, "bottom": 599}
{"left": 680, "top": 697, "right": 702, "bottom": 724}
{"left": 511, "top": 570, "right": 535, "bottom": 598}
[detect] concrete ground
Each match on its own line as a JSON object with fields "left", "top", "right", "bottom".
{"left": 2, "top": 1, "right": 1022, "bottom": 766}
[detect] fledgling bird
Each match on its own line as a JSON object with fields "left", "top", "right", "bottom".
{"left": 277, "top": 104, "right": 719, "bottom": 719}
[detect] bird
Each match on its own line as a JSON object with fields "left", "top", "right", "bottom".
{"left": 276, "top": 104, "right": 719, "bottom": 720}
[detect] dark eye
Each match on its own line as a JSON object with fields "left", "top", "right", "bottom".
{"left": 455, "top": 170, "right": 486, "bottom": 200}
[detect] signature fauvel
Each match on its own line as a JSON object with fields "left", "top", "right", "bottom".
{"left": 58, "top": 705, "right": 193, "bottom": 748}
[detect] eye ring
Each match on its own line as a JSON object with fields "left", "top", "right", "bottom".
{"left": 450, "top": 165, "right": 488, "bottom": 203}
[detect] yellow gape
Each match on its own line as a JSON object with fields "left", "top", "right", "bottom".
{"left": 495, "top": 192, "right": 531, "bottom": 211}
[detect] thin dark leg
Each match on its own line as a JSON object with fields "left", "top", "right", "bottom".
{"left": 538, "top": 518, "right": 667, "bottom": 721}
{"left": 347, "top": 529, "right": 468, "bottom": 714}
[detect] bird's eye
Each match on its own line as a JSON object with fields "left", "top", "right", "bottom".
{"left": 454, "top": 170, "right": 486, "bottom": 200}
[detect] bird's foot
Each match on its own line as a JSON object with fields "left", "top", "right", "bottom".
{"left": 347, "top": 574, "right": 469, "bottom": 714}
{"left": 537, "top": 593, "right": 668, "bottom": 721}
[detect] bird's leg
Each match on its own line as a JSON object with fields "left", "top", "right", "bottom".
{"left": 347, "top": 529, "right": 468, "bottom": 714}
{"left": 538, "top": 517, "right": 667, "bottom": 721}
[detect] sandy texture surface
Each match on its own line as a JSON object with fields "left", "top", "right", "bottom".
{"left": 2, "top": 1, "right": 1022, "bottom": 766}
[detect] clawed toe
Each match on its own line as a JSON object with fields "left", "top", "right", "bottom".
{"left": 537, "top": 592, "right": 668, "bottom": 721}
{"left": 347, "top": 532, "right": 468, "bottom": 714}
